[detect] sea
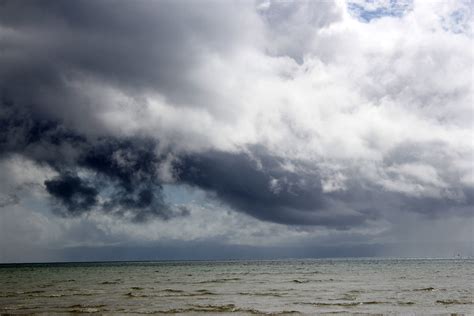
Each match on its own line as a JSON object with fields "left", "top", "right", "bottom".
{"left": 0, "top": 259, "right": 472, "bottom": 315}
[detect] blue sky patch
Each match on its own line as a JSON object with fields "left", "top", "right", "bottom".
{"left": 348, "top": 0, "right": 413, "bottom": 22}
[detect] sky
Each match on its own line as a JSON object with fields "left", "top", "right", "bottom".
{"left": 0, "top": 0, "right": 473, "bottom": 263}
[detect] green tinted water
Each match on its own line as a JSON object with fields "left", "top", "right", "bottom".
{"left": 0, "top": 259, "right": 472, "bottom": 315}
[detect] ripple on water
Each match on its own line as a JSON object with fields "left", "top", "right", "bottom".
{"left": 61, "top": 291, "right": 95, "bottom": 297}
{"left": 0, "top": 292, "right": 17, "bottom": 298}
{"left": 292, "top": 279, "right": 309, "bottom": 284}
{"left": 67, "top": 304, "right": 107, "bottom": 313}
{"left": 296, "top": 301, "right": 389, "bottom": 307}
{"left": 46, "top": 293, "right": 68, "bottom": 297}
{"left": 238, "top": 292, "right": 285, "bottom": 297}
{"left": 292, "top": 278, "right": 336, "bottom": 284}
{"left": 412, "top": 287, "right": 436, "bottom": 291}
{"left": 162, "top": 289, "right": 184, "bottom": 293}
{"left": 334, "top": 293, "right": 358, "bottom": 301}
{"left": 157, "top": 288, "right": 217, "bottom": 297}
{"left": 22, "top": 290, "right": 45, "bottom": 295}
{"left": 151, "top": 304, "right": 301, "bottom": 315}
{"left": 194, "top": 289, "right": 216, "bottom": 296}
{"left": 125, "top": 292, "right": 149, "bottom": 298}
{"left": 100, "top": 280, "right": 121, "bottom": 285}
{"left": 197, "top": 277, "right": 241, "bottom": 284}
{"left": 436, "top": 299, "right": 473, "bottom": 305}
{"left": 1, "top": 259, "right": 472, "bottom": 314}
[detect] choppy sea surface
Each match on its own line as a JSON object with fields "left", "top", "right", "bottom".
{"left": 0, "top": 259, "right": 472, "bottom": 315}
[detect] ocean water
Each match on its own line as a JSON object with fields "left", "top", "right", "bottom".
{"left": 0, "top": 259, "right": 472, "bottom": 315}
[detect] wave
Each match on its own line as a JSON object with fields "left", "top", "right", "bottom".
{"left": 45, "top": 293, "right": 68, "bottom": 297}
{"left": 39, "top": 292, "right": 96, "bottom": 298}
{"left": 70, "top": 292, "right": 95, "bottom": 297}
{"left": 162, "top": 289, "right": 184, "bottom": 293}
{"left": 197, "top": 277, "right": 241, "bottom": 284}
{"left": 238, "top": 292, "right": 284, "bottom": 297}
{"left": 292, "top": 280, "right": 309, "bottom": 284}
{"left": 436, "top": 299, "right": 473, "bottom": 305}
{"left": 100, "top": 280, "right": 121, "bottom": 285}
{"left": 336, "top": 293, "right": 358, "bottom": 301}
{"left": 67, "top": 304, "right": 107, "bottom": 313}
{"left": 194, "top": 289, "right": 216, "bottom": 295}
{"left": 125, "top": 292, "right": 149, "bottom": 298}
{"left": 292, "top": 278, "right": 336, "bottom": 284}
{"left": 150, "top": 304, "right": 300, "bottom": 315}
{"left": 158, "top": 289, "right": 217, "bottom": 297}
{"left": 413, "top": 287, "right": 435, "bottom": 291}
{"left": 124, "top": 288, "right": 217, "bottom": 298}
{"left": 22, "top": 290, "right": 45, "bottom": 294}
{"left": 297, "top": 301, "right": 388, "bottom": 307}
{"left": 0, "top": 292, "right": 17, "bottom": 298}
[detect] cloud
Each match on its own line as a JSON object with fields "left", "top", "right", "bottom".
{"left": 45, "top": 173, "right": 98, "bottom": 214}
{"left": 0, "top": 103, "right": 188, "bottom": 221}
{"left": 0, "top": 0, "right": 472, "bottom": 260}
{"left": 0, "top": 0, "right": 263, "bottom": 126}
{"left": 0, "top": 193, "right": 19, "bottom": 208}
{"left": 257, "top": 0, "right": 342, "bottom": 61}
{"left": 176, "top": 148, "right": 373, "bottom": 227}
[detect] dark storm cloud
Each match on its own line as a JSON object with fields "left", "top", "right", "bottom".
{"left": 1, "top": 94, "right": 370, "bottom": 226}
{"left": 77, "top": 138, "right": 189, "bottom": 222}
{"left": 177, "top": 150, "right": 324, "bottom": 224}
{"left": 79, "top": 138, "right": 159, "bottom": 192}
{"left": 0, "top": 100, "right": 186, "bottom": 222}
{"left": 175, "top": 149, "right": 371, "bottom": 227}
{"left": 45, "top": 173, "right": 98, "bottom": 215}
{"left": 175, "top": 145, "right": 473, "bottom": 226}
{"left": 2, "top": 95, "right": 372, "bottom": 227}
{"left": 0, "top": 101, "right": 86, "bottom": 167}
{"left": 0, "top": 0, "right": 257, "bottom": 119}
{"left": 1, "top": 96, "right": 471, "bottom": 226}
{"left": 0, "top": 0, "right": 190, "bottom": 223}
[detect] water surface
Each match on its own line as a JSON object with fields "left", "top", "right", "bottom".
{"left": 0, "top": 259, "right": 472, "bottom": 315}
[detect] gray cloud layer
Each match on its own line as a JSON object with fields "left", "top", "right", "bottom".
{"left": 0, "top": 0, "right": 472, "bottom": 261}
